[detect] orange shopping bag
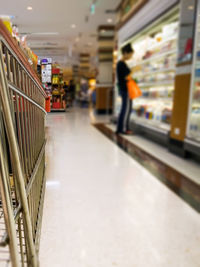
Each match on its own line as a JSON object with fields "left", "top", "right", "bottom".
{"left": 127, "top": 79, "right": 142, "bottom": 99}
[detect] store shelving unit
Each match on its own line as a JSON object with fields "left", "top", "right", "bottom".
{"left": 135, "top": 67, "right": 175, "bottom": 76}
{"left": 51, "top": 66, "right": 65, "bottom": 112}
{"left": 130, "top": 49, "right": 177, "bottom": 68}
{"left": 138, "top": 80, "right": 174, "bottom": 87}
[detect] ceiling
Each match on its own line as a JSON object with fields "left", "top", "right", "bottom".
{"left": 1, "top": 0, "right": 121, "bottom": 67}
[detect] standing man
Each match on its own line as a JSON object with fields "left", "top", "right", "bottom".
{"left": 116, "top": 43, "right": 134, "bottom": 135}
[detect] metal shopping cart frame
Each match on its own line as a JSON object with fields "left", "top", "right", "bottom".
{"left": 0, "top": 20, "right": 47, "bottom": 267}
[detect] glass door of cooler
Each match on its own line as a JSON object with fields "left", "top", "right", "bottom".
{"left": 187, "top": 1, "right": 200, "bottom": 142}
{"left": 126, "top": 6, "right": 179, "bottom": 133}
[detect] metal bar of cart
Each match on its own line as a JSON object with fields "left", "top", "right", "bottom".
{"left": 1, "top": 140, "right": 46, "bottom": 245}
{"left": 0, "top": 30, "right": 46, "bottom": 267}
{"left": 0, "top": 105, "right": 20, "bottom": 266}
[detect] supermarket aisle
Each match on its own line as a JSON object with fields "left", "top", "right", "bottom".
{"left": 40, "top": 109, "right": 200, "bottom": 267}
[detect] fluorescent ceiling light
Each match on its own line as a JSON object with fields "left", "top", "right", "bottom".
{"left": 27, "top": 6, "right": 33, "bottom": 11}
{"left": 107, "top": 18, "right": 113, "bottom": 23}
{"left": 30, "top": 32, "right": 59, "bottom": 35}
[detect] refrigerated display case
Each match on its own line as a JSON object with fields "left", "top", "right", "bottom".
{"left": 185, "top": 0, "right": 200, "bottom": 155}
{"left": 115, "top": 6, "right": 179, "bottom": 140}
{"left": 177, "top": 0, "right": 196, "bottom": 64}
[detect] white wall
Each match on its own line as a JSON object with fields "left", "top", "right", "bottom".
{"left": 98, "top": 62, "right": 113, "bottom": 84}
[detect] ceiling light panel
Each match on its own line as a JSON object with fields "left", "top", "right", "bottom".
{"left": 107, "top": 18, "right": 113, "bottom": 23}
{"left": 30, "top": 32, "right": 59, "bottom": 35}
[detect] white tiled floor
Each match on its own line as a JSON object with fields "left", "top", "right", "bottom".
{"left": 40, "top": 109, "right": 200, "bottom": 267}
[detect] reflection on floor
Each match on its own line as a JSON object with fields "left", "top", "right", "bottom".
{"left": 107, "top": 124, "right": 200, "bottom": 185}
{"left": 94, "top": 123, "right": 200, "bottom": 212}
{"left": 40, "top": 109, "right": 200, "bottom": 267}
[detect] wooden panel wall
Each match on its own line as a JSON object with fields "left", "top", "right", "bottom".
{"left": 170, "top": 73, "right": 191, "bottom": 141}
{"left": 96, "top": 87, "right": 113, "bottom": 110}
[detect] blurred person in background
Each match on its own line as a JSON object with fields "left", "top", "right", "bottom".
{"left": 80, "top": 78, "right": 89, "bottom": 107}
{"left": 63, "top": 82, "right": 70, "bottom": 109}
{"left": 69, "top": 80, "right": 76, "bottom": 107}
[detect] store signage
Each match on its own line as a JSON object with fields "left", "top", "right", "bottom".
{"left": 41, "top": 59, "right": 48, "bottom": 64}
{"left": 90, "top": 3, "right": 96, "bottom": 15}
{"left": 41, "top": 58, "right": 52, "bottom": 64}
{"left": 41, "top": 64, "right": 52, "bottom": 83}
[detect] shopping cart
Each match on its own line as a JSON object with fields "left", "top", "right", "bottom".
{"left": 0, "top": 20, "right": 46, "bottom": 266}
